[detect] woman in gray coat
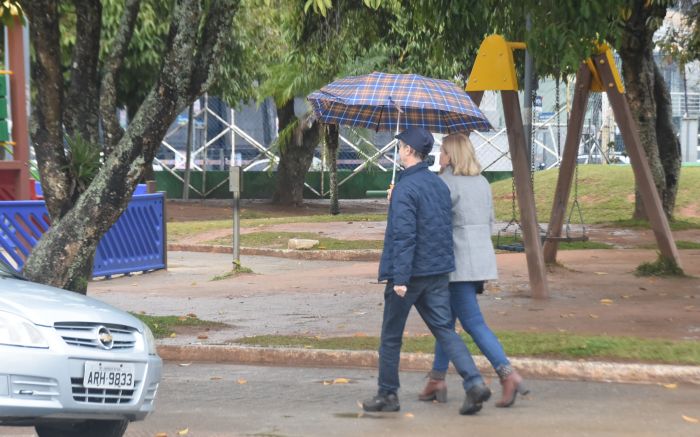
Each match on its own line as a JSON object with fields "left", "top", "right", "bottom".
{"left": 419, "top": 132, "right": 528, "bottom": 408}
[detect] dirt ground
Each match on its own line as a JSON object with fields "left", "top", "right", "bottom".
{"left": 159, "top": 199, "right": 700, "bottom": 341}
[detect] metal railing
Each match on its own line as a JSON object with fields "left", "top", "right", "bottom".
{"left": 0, "top": 193, "right": 166, "bottom": 278}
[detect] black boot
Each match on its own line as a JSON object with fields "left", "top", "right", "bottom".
{"left": 459, "top": 383, "right": 491, "bottom": 415}
{"left": 362, "top": 392, "right": 400, "bottom": 412}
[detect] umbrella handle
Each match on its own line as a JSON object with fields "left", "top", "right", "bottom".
{"left": 391, "top": 108, "right": 401, "bottom": 185}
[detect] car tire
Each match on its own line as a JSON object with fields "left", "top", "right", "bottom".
{"left": 35, "top": 419, "right": 129, "bottom": 437}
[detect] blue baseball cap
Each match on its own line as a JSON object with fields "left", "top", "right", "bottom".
{"left": 395, "top": 127, "right": 434, "bottom": 155}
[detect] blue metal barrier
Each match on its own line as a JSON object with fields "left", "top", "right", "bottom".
{"left": 0, "top": 193, "right": 166, "bottom": 278}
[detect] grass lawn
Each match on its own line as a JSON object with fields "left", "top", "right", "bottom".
{"left": 202, "top": 232, "right": 612, "bottom": 251}
{"left": 168, "top": 167, "right": 700, "bottom": 240}
{"left": 234, "top": 332, "right": 700, "bottom": 366}
{"left": 168, "top": 213, "right": 387, "bottom": 240}
{"left": 491, "top": 166, "right": 700, "bottom": 226}
{"left": 206, "top": 231, "right": 384, "bottom": 250}
{"left": 133, "top": 313, "right": 227, "bottom": 338}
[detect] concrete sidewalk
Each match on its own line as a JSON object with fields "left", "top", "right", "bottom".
{"left": 88, "top": 251, "right": 700, "bottom": 385}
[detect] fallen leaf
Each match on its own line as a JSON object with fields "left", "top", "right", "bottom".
{"left": 353, "top": 332, "right": 368, "bottom": 337}
{"left": 178, "top": 363, "right": 192, "bottom": 367}
{"left": 197, "top": 334, "right": 209, "bottom": 340}
{"left": 682, "top": 415, "right": 699, "bottom": 423}
{"left": 237, "top": 378, "right": 247, "bottom": 385}
{"left": 600, "top": 299, "right": 614, "bottom": 305}
{"left": 178, "top": 316, "right": 188, "bottom": 321}
{"left": 323, "top": 380, "right": 331, "bottom": 385}
{"left": 594, "top": 272, "right": 608, "bottom": 275}
{"left": 169, "top": 332, "right": 177, "bottom": 338}
{"left": 662, "top": 383, "right": 677, "bottom": 389}
{"left": 589, "top": 314, "right": 599, "bottom": 319}
{"left": 177, "top": 428, "right": 189, "bottom": 435}
{"left": 333, "top": 378, "right": 350, "bottom": 384}
{"left": 210, "top": 376, "right": 222, "bottom": 381}
{"left": 404, "top": 413, "right": 415, "bottom": 418}
{"left": 356, "top": 400, "right": 363, "bottom": 409}
{"left": 621, "top": 295, "right": 630, "bottom": 299}
{"left": 155, "top": 433, "right": 168, "bottom": 437}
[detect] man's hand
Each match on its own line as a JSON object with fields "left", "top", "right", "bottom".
{"left": 393, "top": 284, "right": 407, "bottom": 297}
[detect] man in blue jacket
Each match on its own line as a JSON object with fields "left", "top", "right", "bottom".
{"left": 362, "top": 127, "right": 490, "bottom": 415}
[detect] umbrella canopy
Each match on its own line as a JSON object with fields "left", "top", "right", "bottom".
{"left": 307, "top": 72, "right": 492, "bottom": 134}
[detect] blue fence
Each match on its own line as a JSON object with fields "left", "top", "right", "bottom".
{"left": 0, "top": 193, "right": 166, "bottom": 278}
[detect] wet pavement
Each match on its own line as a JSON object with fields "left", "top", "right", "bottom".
{"left": 2, "top": 363, "right": 699, "bottom": 436}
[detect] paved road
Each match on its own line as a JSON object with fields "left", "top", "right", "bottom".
{"left": 3, "top": 363, "right": 698, "bottom": 437}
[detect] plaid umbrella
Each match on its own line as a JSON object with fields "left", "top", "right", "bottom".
{"left": 307, "top": 71, "right": 492, "bottom": 133}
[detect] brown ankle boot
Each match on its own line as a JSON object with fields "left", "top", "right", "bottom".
{"left": 419, "top": 371, "right": 447, "bottom": 402}
{"left": 496, "top": 365, "right": 529, "bottom": 408}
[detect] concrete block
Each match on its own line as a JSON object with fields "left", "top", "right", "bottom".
{"left": 288, "top": 238, "right": 319, "bottom": 250}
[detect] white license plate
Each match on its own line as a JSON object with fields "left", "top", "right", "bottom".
{"left": 83, "top": 361, "right": 135, "bottom": 390}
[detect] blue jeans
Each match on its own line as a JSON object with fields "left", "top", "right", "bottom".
{"left": 433, "top": 281, "right": 510, "bottom": 373}
{"left": 377, "top": 274, "right": 484, "bottom": 395}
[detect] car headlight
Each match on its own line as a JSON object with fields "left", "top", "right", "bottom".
{"left": 0, "top": 311, "right": 49, "bottom": 348}
{"left": 143, "top": 324, "right": 157, "bottom": 355}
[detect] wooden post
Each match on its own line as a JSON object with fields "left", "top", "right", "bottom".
{"left": 7, "top": 16, "right": 30, "bottom": 200}
{"left": 543, "top": 64, "right": 592, "bottom": 263}
{"left": 501, "top": 90, "right": 549, "bottom": 299}
{"left": 593, "top": 54, "right": 682, "bottom": 268}
{"left": 467, "top": 91, "right": 484, "bottom": 107}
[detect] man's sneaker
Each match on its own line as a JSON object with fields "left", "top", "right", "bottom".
{"left": 459, "top": 383, "right": 491, "bottom": 415}
{"left": 362, "top": 393, "right": 400, "bottom": 412}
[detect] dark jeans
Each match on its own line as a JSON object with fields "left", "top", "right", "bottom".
{"left": 377, "top": 274, "right": 484, "bottom": 395}
{"left": 432, "top": 281, "right": 510, "bottom": 373}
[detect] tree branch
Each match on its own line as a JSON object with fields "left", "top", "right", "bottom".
{"left": 188, "top": 0, "right": 240, "bottom": 100}
{"left": 100, "top": 0, "right": 142, "bottom": 156}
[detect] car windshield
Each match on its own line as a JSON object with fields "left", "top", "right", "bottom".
{"left": 0, "top": 258, "right": 26, "bottom": 281}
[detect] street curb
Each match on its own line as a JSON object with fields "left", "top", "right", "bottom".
{"left": 167, "top": 244, "right": 381, "bottom": 261}
{"left": 157, "top": 344, "right": 700, "bottom": 386}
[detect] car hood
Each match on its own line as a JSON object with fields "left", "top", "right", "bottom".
{"left": 0, "top": 276, "right": 142, "bottom": 329}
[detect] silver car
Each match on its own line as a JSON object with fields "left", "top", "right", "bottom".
{"left": 0, "top": 260, "right": 162, "bottom": 437}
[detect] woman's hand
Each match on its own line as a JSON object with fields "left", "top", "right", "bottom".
{"left": 393, "top": 284, "right": 407, "bottom": 297}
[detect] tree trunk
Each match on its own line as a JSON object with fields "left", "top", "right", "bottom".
{"left": 653, "top": 62, "right": 682, "bottom": 218}
{"left": 100, "top": 0, "right": 141, "bottom": 156}
{"left": 618, "top": 0, "right": 680, "bottom": 220}
{"left": 23, "top": 0, "right": 238, "bottom": 293}
{"left": 64, "top": 0, "right": 102, "bottom": 145}
{"left": 324, "top": 124, "right": 340, "bottom": 215}
{"left": 25, "top": 0, "right": 73, "bottom": 220}
{"left": 272, "top": 100, "right": 320, "bottom": 206}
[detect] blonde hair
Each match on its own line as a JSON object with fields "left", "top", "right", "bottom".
{"left": 441, "top": 133, "right": 482, "bottom": 176}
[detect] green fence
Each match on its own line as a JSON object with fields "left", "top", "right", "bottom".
{"left": 155, "top": 170, "right": 512, "bottom": 200}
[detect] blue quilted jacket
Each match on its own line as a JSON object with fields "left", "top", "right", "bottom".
{"left": 378, "top": 162, "right": 455, "bottom": 285}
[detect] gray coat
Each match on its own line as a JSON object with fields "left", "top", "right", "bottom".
{"left": 439, "top": 167, "right": 498, "bottom": 282}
